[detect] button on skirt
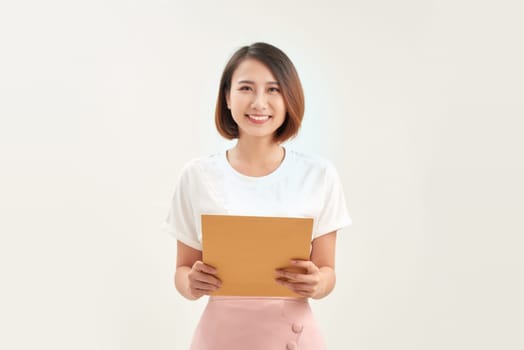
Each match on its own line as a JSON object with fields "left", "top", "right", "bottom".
{"left": 189, "top": 296, "right": 326, "bottom": 350}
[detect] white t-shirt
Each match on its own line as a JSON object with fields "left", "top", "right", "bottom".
{"left": 162, "top": 147, "right": 352, "bottom": 250}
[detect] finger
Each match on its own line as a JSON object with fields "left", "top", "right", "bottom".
{"left": 275, "top": 279, "right": 314, "bottom": 295}
{"left": 290, "top": 259, "right": 317, "bottom": 273}
{"left": 193, "top": 261, "right": 217, "bottom": 275}
{"left": 276, "top": 279, "right": 314, "bottom": 291}
{"left": 192, "top": 288, "right": 215, "bottom": 297}
{"left": 192, "top": 280, "right": 221, "bottom": 291}
{"left": 275, "top": 270, "right": 310, "bottom": 283}
{"left": 276, "top": 268, "right": 319, "bottom": 284}
{"left": 292, "top": 289, "right": 313, "bottom": 297}
{"left": 190, "top": 272, "right": 222, "bottom": 287}
{"left": 193, "top": 288, "right": 213, "bottom": 296}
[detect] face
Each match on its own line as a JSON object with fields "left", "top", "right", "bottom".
{"left": 226, "top": 58, "right": 286, "bottom": 141}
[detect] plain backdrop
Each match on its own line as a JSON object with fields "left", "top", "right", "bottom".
{"left": 1, "top": 1, "right": 523, "bottom": 349}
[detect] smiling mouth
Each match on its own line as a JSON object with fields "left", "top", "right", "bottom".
{"left": 245, "top": 114, "right": 271, "bottom": 121}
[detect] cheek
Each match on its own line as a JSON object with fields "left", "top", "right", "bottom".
{"left": 231, "top": 94, "right": 249, "bottom": 108}
{"left": 273, "top": 99, "right": 286, "bottom": 114}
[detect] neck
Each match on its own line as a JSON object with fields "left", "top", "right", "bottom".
{"left": 230, "top": 137, "right": 284, "bottom": 167}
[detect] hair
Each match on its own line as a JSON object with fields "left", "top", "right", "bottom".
{"left": 215, "top": 42, "right": 305, "bottom": 143}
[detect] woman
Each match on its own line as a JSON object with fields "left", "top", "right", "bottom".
{"left": 164, "top": 42, "right": 352, "bottom": 350}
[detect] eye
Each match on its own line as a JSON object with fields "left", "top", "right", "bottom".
{"left": 238, "top": 86, "right": 251, "bottom": 91}
{"left": 269, "top": 87, "right": 280, "bottom": 93}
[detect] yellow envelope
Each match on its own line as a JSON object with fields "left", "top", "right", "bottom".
{"left": 201, "top": 214, "right": 314, "bottom": 297}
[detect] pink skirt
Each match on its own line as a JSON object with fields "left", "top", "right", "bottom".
{"left": 189, "top": 296, "right": 326, "bottom": 350}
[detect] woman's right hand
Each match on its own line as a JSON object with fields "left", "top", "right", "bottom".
{"left": 188, "top": 261, "right": 222, "bottom": 298}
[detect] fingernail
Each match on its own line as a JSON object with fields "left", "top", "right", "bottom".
{"left": 291, "top": 260, "right": 297, "bottom": 264}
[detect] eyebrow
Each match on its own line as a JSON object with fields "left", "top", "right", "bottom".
{"left": 236, "top": 80, "right": 280, "bottom": 85}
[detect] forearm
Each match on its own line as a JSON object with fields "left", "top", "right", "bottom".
{"left": 175, "top": 266, "right": 200, "bottom": 300}
{"left": 311, "top": 266, "right": 336, "bottom": 299}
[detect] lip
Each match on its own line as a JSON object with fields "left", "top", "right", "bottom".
{"left": 245, "top": 114, "right": 271, "bottom": 124}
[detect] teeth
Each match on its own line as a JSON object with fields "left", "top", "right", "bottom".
{"left": 248, "top": 115, "right": 270, "bottom": 121}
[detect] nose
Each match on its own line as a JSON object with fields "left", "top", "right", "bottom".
{"left": 251, "top": 91, "right": 267, "bottom": 110}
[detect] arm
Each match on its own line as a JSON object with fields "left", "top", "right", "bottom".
{"left": 175, "top": 241, "right": 222, "bottom": 300}
{"left": 310, "top": 230, "right": 337, "bottom": 299}
{"left": 275, "top": 231, "right": 337, "bottom": 299}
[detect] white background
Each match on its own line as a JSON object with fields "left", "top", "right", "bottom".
{"left": 1, "top": 1, "right": 522, "bottom": 349}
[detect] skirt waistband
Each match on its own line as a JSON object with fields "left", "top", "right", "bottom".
{"left": 209, "top": 295, "right": 309, "bottom": 303}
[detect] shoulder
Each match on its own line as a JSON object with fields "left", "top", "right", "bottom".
{"left": 287, "top": 148, "right": 337, "bottom": 174}
{"left": 179, "top": 151, "right": 223, "bottom": 174}
{"left": 174, "top": 151, "right": 224, "bottom": 185}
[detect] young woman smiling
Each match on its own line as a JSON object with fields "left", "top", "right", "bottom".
{"left": 164, "top": 42, "right": 352, "bottom": 350}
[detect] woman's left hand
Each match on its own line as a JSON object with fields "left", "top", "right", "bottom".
{"left": 275, "top": 260, "right": 321, "bottom": 298}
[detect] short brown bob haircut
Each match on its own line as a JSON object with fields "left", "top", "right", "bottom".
{"left": 215, "top": 42, "right": 305, "bottom": 143}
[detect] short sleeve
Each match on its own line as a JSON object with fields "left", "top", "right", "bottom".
{"left": 313, "top": 163, "right": 352, "bottom": 239}
{"left": 161, "top": 163, "right": 202, "bottom": 250}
